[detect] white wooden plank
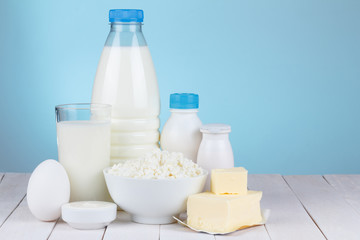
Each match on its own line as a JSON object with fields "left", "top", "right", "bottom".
{"left": 284, "top": 175, "right": 360, "bottom": 240}
{"left": 0, "top": 173, "right": 31, "bottom": 226}
{"left": 324, "top": 175, "right": 360, "bottom": 214}
{"left": 48, "top": 219, "right": 105, "bottom": 240}
{"left": 0, "top": 197, "right": 56, "bottom": 240}
{"left": 103, "top": 211, "right": 159, "bottom": 240}
{"left": 215, "top": 226, "right": 270, "bottom": 240}
{"left": 248, "top": 174, "right": 325, "bottom": 240}
{"left": 160, "top": 222, "right": 215, "bottom": 240}
{"left": 0, "top": 173, "right": 4, "bottom": 184}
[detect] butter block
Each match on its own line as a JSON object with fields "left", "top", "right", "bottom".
{"left": 211, "top": 167, "right": 248, "bottom": 195}
{"left": 187, "top": 191, "right": 262, "bottom": 233}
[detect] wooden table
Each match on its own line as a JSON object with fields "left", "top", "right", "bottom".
{"left": 0, "top": 173, "right": 359, "bottom": 240}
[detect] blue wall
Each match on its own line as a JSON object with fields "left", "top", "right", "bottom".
{"left": 0, "top": 0, "right": 359, "bottom": 174}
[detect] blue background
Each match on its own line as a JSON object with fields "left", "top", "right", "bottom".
{"left": 0, "top": 0, "right": 359, "bottom": 174}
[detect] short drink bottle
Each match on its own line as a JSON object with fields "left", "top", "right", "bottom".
{"left": 160, "top": 93, "right": 202, "bottom": 162}
{"left": 197, "top": 124, "right": 234, "bottom": 190}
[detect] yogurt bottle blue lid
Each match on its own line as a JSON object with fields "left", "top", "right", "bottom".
{"left": 170, "top": 93, "right": 199, "bottom": 109}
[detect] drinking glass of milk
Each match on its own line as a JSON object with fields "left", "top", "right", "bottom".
{"left": 55, "top": 103, "right": 111, "bottom": 202}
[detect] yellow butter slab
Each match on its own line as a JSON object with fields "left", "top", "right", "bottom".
{"left": 211, "top": 167, "right": 248, "bottom": 195}
{"left": 186, "top": 191, "right": 262, "bottom": 234}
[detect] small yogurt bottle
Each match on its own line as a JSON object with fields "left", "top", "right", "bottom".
{"left": 197, "top": 124, "right": 234, "bottom": 191}
{"left": 160, "top": 93, "right": 202, "bottom": 162}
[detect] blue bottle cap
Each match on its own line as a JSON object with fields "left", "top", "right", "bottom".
{"left": 109, "top": 9, "right": 144, "bottom": 23}
{"left": 170, "top": 93, "right": 199, "bottom": 109}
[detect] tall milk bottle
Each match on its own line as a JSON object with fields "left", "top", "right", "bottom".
{"left": 92, "top": 9, "right": 160, "bottom": 165}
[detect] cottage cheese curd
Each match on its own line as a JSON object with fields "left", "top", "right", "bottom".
{"left": 108, "top": 149, "right": 204, "bottom": 179}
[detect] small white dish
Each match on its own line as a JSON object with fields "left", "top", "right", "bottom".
{"left": 103, "top": 168, "right": 207, "bottom": 224}
{"left": 61, "top": 201, "right": 117, "bottom": 230}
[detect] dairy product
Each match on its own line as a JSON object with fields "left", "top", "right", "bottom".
{"left": 211, "top": 167, "right": 248, "bottom": 195}
{"left": 108, "top": 149, "right": 204, "bottom": 179}
{"left": 186, "top": 166, "right": 263, "bottom": 233}
{"left": 92, "top": 21, "right": 160, "bottom": 166}
{"left": 187, "top": 191, "right": 262, "bottom": 233}
{"left": 57, "top": 121, "right": 111, "bottom": 201}
{"left": 93, "top": 46, "right": 159, "bottom": 119}
{"left": 161, "top": 109, "right": 202, "bottom": 162}
{"left": 161, "top": 93, "right": 202, "bottom": 162}
{"left": 92, "top": 46, "right": 160, "bottom": 165}
{"left": 62, "top": 201, "right": 117, "bottom": 230}
{"left": 197, "top": 124, "right": 234, "bottom": 190}
{"left": 93, "top": 10, "right": 160, "bottom": 165}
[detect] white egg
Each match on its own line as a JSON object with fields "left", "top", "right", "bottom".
{"left": 27, "top": 159, "right": 70, "bottom": 221}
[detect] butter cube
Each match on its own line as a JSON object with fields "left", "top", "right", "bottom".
{"left": 187, "top": 191, "right": 262, "bottom": 233}
{"left": 211, "top": 167, "right": 248, "bottom": 195}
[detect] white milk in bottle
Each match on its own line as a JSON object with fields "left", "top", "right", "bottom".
{"left": 92, "top": 9, "right": 160, "bottom": 165}
{"left": 161, "top": 93, "right": 202, "bottom": 162}
{"left": 197, "top": 124, "right": 234, "bottom": 191}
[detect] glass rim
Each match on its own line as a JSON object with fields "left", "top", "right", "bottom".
{"left": 55, "top": 103, "right": 112, "bottom": 110}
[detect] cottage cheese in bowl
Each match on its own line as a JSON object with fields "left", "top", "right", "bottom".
{"left": 108, "top": 149, "right": 204, "bottom": 179}
{"left": 104, "top": 149, "right": 207, "bottom": 224}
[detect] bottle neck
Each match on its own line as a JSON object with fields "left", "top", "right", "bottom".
{"left": 170, "top": 109, "right": 199, "bottom": 114}
{"left": 106, "top": 22, "right": 146, "bottom": 47}
{"left": 202, "top": 132, "right": 230, "bottom": 140}
{"left": 110, "top": 22, "right": 143, "bottom": 32}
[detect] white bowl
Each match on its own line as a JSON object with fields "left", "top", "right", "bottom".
{"left": 103, "top": 168, "right": 207, "bottom": 224}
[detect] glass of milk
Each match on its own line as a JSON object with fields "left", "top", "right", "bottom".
{"left": 55, "top": 103, "right": 111, "bottom": 202}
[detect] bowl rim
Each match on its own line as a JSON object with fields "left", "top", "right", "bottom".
{"left": 103, "top": 167, "right": 208, "bottom": 181}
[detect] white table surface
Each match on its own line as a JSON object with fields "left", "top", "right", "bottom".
{"left": 0, "top": 173, "right": 359, "bottom": 240}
